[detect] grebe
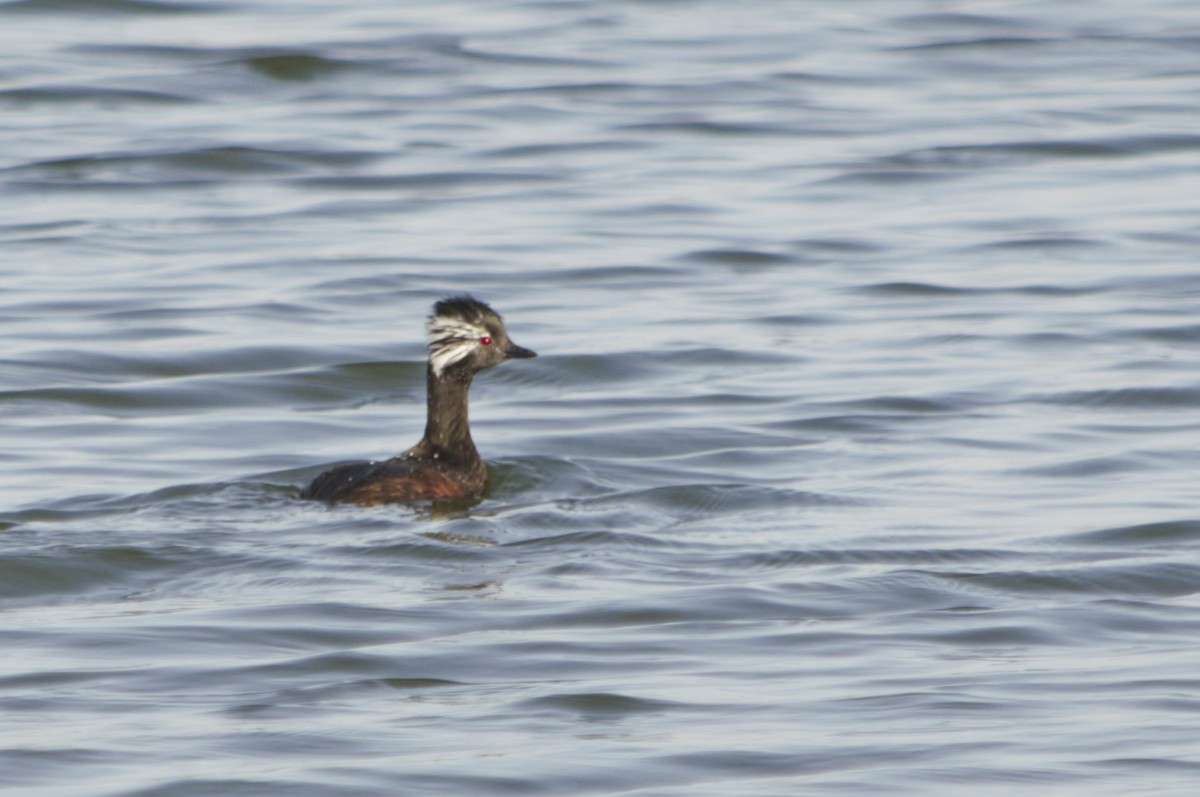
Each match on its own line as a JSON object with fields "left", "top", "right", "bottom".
{"left": 301, "top": 295, "right": 536, "bottom": 505}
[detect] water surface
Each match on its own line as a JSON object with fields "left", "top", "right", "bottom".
{"left": 3, "top": 1, "right": 1200, "bottom": 795}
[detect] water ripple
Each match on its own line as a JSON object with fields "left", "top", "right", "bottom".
{"left": 3, "top": 1, "right": 1200, "bottom": 794}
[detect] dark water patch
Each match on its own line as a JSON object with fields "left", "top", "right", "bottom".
{"left": 503, "top": 528, "right": 684, "bottom": 552}
{"left": 895, "top": 35, "right": 1065, "bottom": 53}
{"left": 478, "top": 80, "right": 643, "bottom": 99}
{"left": 170, "top": 146, "right": 380, "bottom": 174}
{"left": 1125, "top": 323, "right": 1200, "bottom": 344}
{"left": 73, "top": 39, "right": 407, "bottom": 88}
{"left": 914, "top": 332, "right": 989, "bottom": 347}
{"left": 856, "top": 281, "right": 975, "bottom": 297}
{"left": 18, "top": 345, "right": 332, "bottom": 383}
{"left": 199, "top": 601, "right": 436, "bottom": 638}
{"left": 305, "top": 266, "right": 489, "bottom": 301}
{"left": 4, "top": 177, "right": 207, "bottom": 194}
{"left": 933, "top": 434, "right": 1043, "bottom": 453}
{"left": 649, "top": 345, "right": 796, "bottom": 369}
{"left": 0, "top": 85, "right": 195, "bottom": 106}
{"left": 681, "top": 247, "right": 798, "bottom": 267}
{"left": 375, "top": 676, "right": 463, "bottom": 690}
{"left": 357, "top": 772, "right": 540, "bottom": 797}
{"left": 1130, "top": 229, "right": 1200, "bottom": 247}
{"left": 535, "top": 263, "right": 688, "bottom": 284}
{"left": 617, "top": 119, "right": 798, "bottom": 137}
{"left": 529, "top": 424, "right": 802, "bottom": 463}
{"left": 532, "top": 352, "right": 657, "bottom": 388}
{"left": 793, "top": 236, "right": 888, "bottom": 255}
{"left": 923, "top": 623, "right": 1064, "bottom": 648}
{"left": 488, "top": 456, "right": 609, "bottom": 501}
{"left": 255, "top": 359, "right": 423, "bottom": 401}
{"left": 9, "top": 146, "right": 379, "bottom": 182}
{"left": 685, "top": 391, "right": 782, "bottom": 408}
{"left": 771, "top": 569, "right": 1008, "bottom": 618}
{"left": 0, "top": 219, "right": 89, "bottom": 240}
{"left": 98, "top": 324, "right": 202, "bottom": 343}
{"left": 1013, "top": 332, "right": 1088, "bottom": 350}
{"left": 772, "top": 414, "right": 897, "bottom": 435}
{"left": 0, "top": 749, "right": 123, "bottom": 795}
{"left": 591, "top": 202, "right": 716, "bottom": 220}
{"left": 71, "top": 620, "right": 401, "bottom": 672}
{"left": 0, "top": 542, "right": 237, "bottom": 604}
{"left": 66, "top": 42, "right": 213, "bottom": 63}
{"left": 1043, "top": 600, "right": 1200, "bottom": 642}
{"left": 215, "top": 634, "right": 659, "bottom": 693}
{"left": 570, "top": 484, "right": 849, "bottom": 521}
{"left": 442, "top": 40, "right": 609, "bottom": 70}
{"left": 0, "top": 375, "right": 352, "bottom": 415}
{"left": 240, "top": 52, "right": 358, "bottom": 82}
{"left": 481, "top": 139, "right": 649, "bottom": 159}
{"left": 0, "top": 482, "right": 297, "bottom": 534}
{"left": 1019, "top": 455, "right": 1149, "bottom": 478}
{"left": 156, "top": 617, "right": 418, "bottom": 661}
{"left": 1, "top": 296, "right": 246, "bottom": 331}
{"left": 518, "top": 691, "right": 684, "bottom": 719}
{"left": 480, "top": 489, "right": 677, "bottom": 538}
{"left": 0, "top": 0, "right": 215, "bottom": 14}
{"left": 857, "top": 280, "right": 1101, "bottom": 298}
{"left": 89, "top": 480, "right": 295, "bottom": 515}
{"left": 516, "top": 491, "right": 680, "bottom": 536}
{"left": 1011, "top": 283, "right": 1105, "bottom": 296}
{"left": 536, "top": 559, "right": 616, "bottom": 579}
{"left": 945, "top": 562, "right": 1200, "bottom": 599}
{"left": 0, "top": 667, "right": 137, "bottom": 694}
{"left": 1086, "top": 757, "right": 1200, "bottom": 778}
{"left": 972, "top": 235, "right": 1105, "bottom": 251}
{"left": 330, "top": 535, "right": 503, "bottom": 564}
{"left": 834, "top": 688, "right": 1002, "bottom": 714}
{"left": 0, "top": 296, "right": 172, "bottom": 321}
{"left": 123, "top": 777, "right": 337, "bottom": 797}
{"left": 0, "top": 356, "right": 424, "bottom": 416}
{"left": 886, "top": 134, "right": 1200, "bottom": 169}
{"left": 296, "top": 170, "right": 560, "bottom": 192}
{"left": 659, "top": 748, "right": 871, "bottom": 779}
{"left": 698, "top": 546, "right": 1025, "bottom": 574}
{"left": 2, "top": 499, "right": 126, "bottom": 527}
{"left": 756, "top": 312, "right": 835, "bottom": 327}
{"left": 524, "top": 586, "right": 805, "bottom": 628}
{"left": 651, "top": 443, "right": 821, "bottom": 478}
{"left": 819, "top": 168, "right": 958, "bottom": 186}
{"left": 889, "top": 141, "right": 1110, "bottom": 167}
{"left": 1030, "top": 387, "right": 1200, "bottom": 410}
{"left": 833, "top": 395, "right": 968, "bottom": 414}
{"left": 227, "top": 676, "right": 468, "bottom": 717}
{"left": 891, "top": 12, "right": 1030, "bottom": 32}
{"left": 773, "top": 69, "right": 891, "bottom": 85}
{"left": 1053, "top": 519, "right": 1200, "bottom": 549}
{"left": 111, "top": 299, "right": 329, "bottom": 324}
{"left": 199, "top": 648, "right": 419, "bottom": 687}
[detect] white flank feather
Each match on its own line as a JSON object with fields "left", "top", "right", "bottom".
{"left": 427, "top": 316, "right": 489, "bottom": 375}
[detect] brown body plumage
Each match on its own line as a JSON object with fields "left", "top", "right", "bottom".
{"left": 301, "top": 296, "right": 536, "bottom": 505}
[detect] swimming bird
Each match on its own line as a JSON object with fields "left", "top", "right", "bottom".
{"left": 301, "top": 295, "right": 536, "bottom": 505}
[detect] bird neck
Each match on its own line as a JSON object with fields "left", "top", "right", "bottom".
{"left": 417, "top": 364, "right": 478, "bottom": 461}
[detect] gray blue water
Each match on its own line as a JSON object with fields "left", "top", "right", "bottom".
{"left": 3, "top": 1, "right": 1200, "bottom": 794}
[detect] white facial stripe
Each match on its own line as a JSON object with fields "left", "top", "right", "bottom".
{"left": 429, "top": 339, "right": 476, "bottom": 375}
{"left": 427, "top": 316, "right": 490, "bottom": 375}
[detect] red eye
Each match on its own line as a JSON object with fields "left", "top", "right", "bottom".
{"left": 479, "top": 336, "right": 492, "bottom": 346}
